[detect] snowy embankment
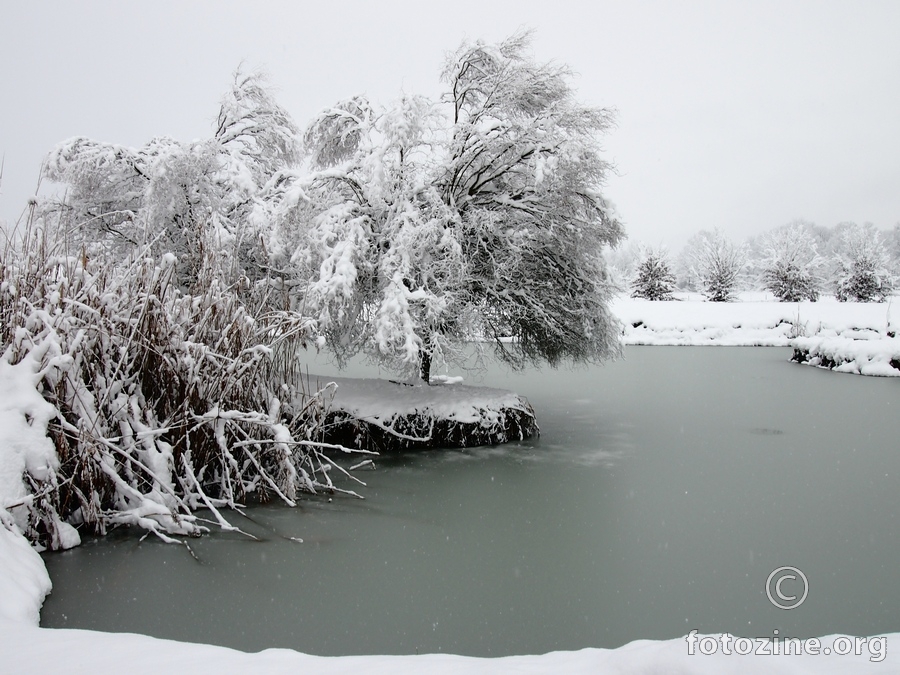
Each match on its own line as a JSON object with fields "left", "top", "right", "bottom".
{"left": 614, "top": 293, "right": 899, "bottom": 376}
{"left": 790, "top": 335, "right": 900, "bottom": 377}
{"left": 315, "top": 374, "right": 537, "bottom": 451}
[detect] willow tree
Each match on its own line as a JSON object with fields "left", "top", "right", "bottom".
{"left": 267, "top": 33, "right": 624, "bottom": 381}
{"left": 44, "top": 70, "right": 301, "bottom": 289}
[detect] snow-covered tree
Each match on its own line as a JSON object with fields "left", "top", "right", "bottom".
{"left": 686, "top": 229, "right": 745, "bottom": 302}
{"left": 887, "top": 223, "right": 900, "bottom": 272}
{"left": 631, "top": 246, "right": 676, "bottom": 300}
{"left": 603, "top": 239, "right": 641, "bottom": 292}
{"left": 673, "top": 243, "right": 701, "bottom": 291}
{"left": 268, "top": 33, "right": 624, "bottom": 382}
{"left": 833, "top": 223, "right": 894, "bottom": 302}
{"left": 44, "top": 70, "right": 300, "bottom": 289}
{"left": 760, "top": 221, "right": 823, "bottom": 301}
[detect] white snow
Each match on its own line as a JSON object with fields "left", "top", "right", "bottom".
{"left": 792, "top": 335, "right": 900, "bottom": 377}
{"left": 316, "top": 374, "right": 529, "bottom": 427}
{"left": 0, "top": 524, "right": 52, "bottom": 626}
{"left": 0, "top": 573, "right": 897, "bottom": 675}
{"left": 613, "top": 292, "right": 899, "bottom": 376}
{"left": 0, "top": 346, "right": 81, "bottom": 547}
{"left": 1, "top": 292, "right": 898, "bottom": 672}
{"left": 0, "top": 352, "right": 60, "bottom": 511}
{"left": 614, "top": 293, "right": 897, "bottom": 347}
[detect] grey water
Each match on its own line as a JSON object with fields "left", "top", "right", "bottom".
{"left": 40, "top": 347, "right": 900, "bottom": 656}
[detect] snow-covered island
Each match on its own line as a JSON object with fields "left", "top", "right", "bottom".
{"left": 319, "top": 375, "right": 537, "bottom": 451}
{"left": 790, "top": 335, "right": 900, "bottom": 377}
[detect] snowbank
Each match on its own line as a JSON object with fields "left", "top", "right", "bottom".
{"left": 615, "top": 293, "right": 900, "bottom": 376}
{"left": 791, "top": 335, "right": 900, "bottom": 376}
{"left": 0, "top": 351, "right": 82, "bottom": 549}
{"left": 614, "top": 293, "right": 896, "bottom": 347}
{"left": 0, "top": 524, "right": 52, "bottom": 626}
{"left": 314, "top": 374, "right": 538, "bottom": 451}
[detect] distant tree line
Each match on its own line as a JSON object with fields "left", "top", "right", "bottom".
{"left": 613, "top": 220, "right": 898, "bottom": 302}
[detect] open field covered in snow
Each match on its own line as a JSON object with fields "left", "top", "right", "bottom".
{"left": 615, "top": 292, "right": 897, "bottom": 346}
{"left": 614, "top": 292, "right": 900, "bottom": 376}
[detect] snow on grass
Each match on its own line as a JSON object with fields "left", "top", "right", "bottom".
{"left": 614, "top": 293, "right": 897, "bottom": 347}
{"left": 0, "top": 349, "right": 81, "bottom": 549}
{"left": 0, "top": 354, "right": 60, "bottom": 520}
{"left": 614, "top": 293, "right": 900, "bottom": 375}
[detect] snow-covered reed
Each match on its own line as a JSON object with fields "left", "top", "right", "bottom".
{"left": 0, "top": 212, "right": 365, "bottom": 552}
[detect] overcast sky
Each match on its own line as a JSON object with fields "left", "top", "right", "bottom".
{"left": 2, "top": 0, "right": 899, "bottom": 249}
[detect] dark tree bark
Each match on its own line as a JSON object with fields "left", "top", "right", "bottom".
{"left": 419, "top": 348, "right": 432, "bottom": 384}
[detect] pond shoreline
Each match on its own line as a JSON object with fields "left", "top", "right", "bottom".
{"left": 30, "top": 347, "right": 900, "bottom": 671}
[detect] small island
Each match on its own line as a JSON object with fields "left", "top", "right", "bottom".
{"left": 317, "top": 375, "right": 538, "bottom": 451}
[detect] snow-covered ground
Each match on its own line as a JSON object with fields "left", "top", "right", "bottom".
{"left": 2, "top": 292, "right": 898, "bottom": 673}
{"left": 615, "top": 292, "right": 897, "bottom": 346}
{"left": 615, "top": 292, "right": 900, "bottom": 376}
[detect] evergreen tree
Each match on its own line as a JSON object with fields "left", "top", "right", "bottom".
{"left": 833, "top": 223, "right": 894, "bottom": 302}
{"left": 631, "top": 247, "right": 676, "bottom": 300}
{"left": 688, "top": 229, "right": 745, "bottom": 302}
{"left": 760, "top": 222, "right": 823, "bottom": 301}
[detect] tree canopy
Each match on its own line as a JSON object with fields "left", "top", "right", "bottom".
{"left": 264, "top": 33, "right": 624, "bottom": 381}
{"left": 686, "top": 230, "right": 745, "bottom": 302}
{"left": 833, "top": 223, "right": 894, "bottom": 302}
{"left": 45, "top": 70, "right": 300, "bottom": 289}
{"left": 43, "top": 35, "right": 625, "bottom": 383}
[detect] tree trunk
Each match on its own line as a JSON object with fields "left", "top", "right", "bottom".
{"left": 419, "top": 349, "right": 432, "bottom": 384}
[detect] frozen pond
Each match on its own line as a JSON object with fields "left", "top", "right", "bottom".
{"left": 40, "top": 347, "right": 900, "bottom": 656}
